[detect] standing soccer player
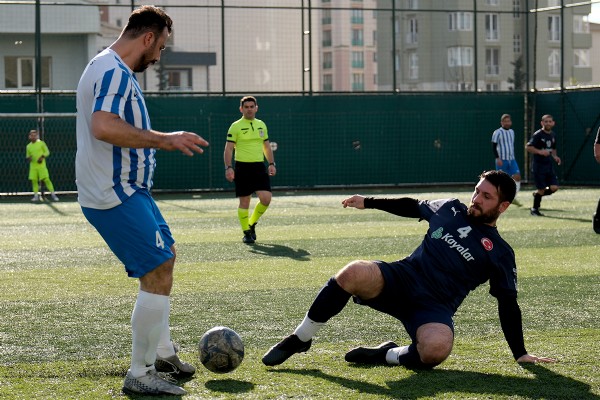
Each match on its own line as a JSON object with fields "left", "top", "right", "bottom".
{"left": 491, "top": 114, "right": 521, "bottom": 202}
{"left": 26, "top": 129, "right": 59, "bottom": 202}
{"left": 224, "top": 96, "right": 276, "bottom": 244}
{"left": 526, "top": 114, "right": 561, "bottom": 216}
{"left": 76, "top": 5, "right": 208, "bottom": 396}
{"left": 263, "top": 170, "right": 555, "bottom": 369}
{"left": 593, "top": 127, "right": 600, "bottom": 233}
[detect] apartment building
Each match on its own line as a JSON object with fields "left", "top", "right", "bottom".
{"left": 319, "top": 0, "right": 378, "bottom": 92}
{"left": 375, "top": 0, "right": 592, "bottom": 91}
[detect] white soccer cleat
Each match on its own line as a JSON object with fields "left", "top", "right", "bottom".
{"left": 122, "top": 369, "right": 186, "bottom": 395}
{"left": 51, "top": 193, "right": 59, "bottom": 202}
{"left": 31, "top": 194, "right": 40, "bottom": 202}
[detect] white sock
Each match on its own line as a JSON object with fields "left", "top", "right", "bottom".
{"left": 130, "top": 290, "right": 169, "bottom": 377}
{"left": 293, "top": 314, "right": 325, "bottom": 342}
{"left": 385, "top": 345, "right": 410, "bottom": 365}
{"left": 515, "top": 181, "right": 521, "bottom": 193}
{"left": 156, "top": 304, "right": 176, "bottom": 359}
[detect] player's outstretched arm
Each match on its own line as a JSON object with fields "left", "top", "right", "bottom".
{"left": 91, "top": 111, "right": 208, "bottom": 155}
{"left": 516, "top": 354, "right": 556, "bottom": 363}
{"left": 342, "top": 195, "right": 366, "bottom": 209}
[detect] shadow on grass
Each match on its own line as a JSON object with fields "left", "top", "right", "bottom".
{"left": 248, "top": 242, "right": 311, "bottom": 261}
{"left": 271, "top": 364, "right": 599, "bottom": 399}
{"left": 204, "top": 378, "right": 254, "bottom": 393}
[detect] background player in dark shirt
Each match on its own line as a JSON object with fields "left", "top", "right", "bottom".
{"left": 526, "top": 114, "right": 561, "bottom": 216}
{"left": 593, "top": 128, "right": 600, "bottom": 233}
{"left": 262, "top": 170, "right": 554, "bottom": 369}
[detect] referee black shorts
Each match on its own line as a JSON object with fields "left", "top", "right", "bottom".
{"left": 234, "top": 161, "right": 272, "bottom": 197}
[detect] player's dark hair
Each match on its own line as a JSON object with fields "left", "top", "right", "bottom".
{"left": 240, "top": 96, "right": 257, "bottom": 107}
{"left": 479, "top": 170, "right": 516, "bottom": 204}
{"left": 123, "top": 5, "right": 172, "bottom": 39}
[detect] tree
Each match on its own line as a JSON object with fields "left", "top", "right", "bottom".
{"left": 507, "top": 56, "right": 526, "bottom": 91}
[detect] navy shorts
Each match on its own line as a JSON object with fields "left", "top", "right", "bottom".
{"left": 81, "top": 190, "right": 175, "bottom": 278}
{"left": 532, "top": 166, "right": 559, "bottom": 189}
{"left": 234, "top": 161, "right": 271, "bottom": 197}
{"left": 354, "top": 260, "right": 455, "bottom": 341}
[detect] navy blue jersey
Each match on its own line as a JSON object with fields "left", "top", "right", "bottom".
{"left": 404, "top": 198, "right": 517, "bottom": 313}
{"left": 527, "top": 129, "right": 556, "bottom": 168}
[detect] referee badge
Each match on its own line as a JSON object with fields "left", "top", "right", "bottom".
{"left": 259, "top": 129, "right": 265, "bottom": 138}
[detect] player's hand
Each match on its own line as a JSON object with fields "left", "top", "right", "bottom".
{"left": 516, "top": 354, "right": 556, "bottom": 363}
{"left": 37, "top": 156, "right": 44, "bottom": 164}
{"left": 342, "top": 195, "right": 366, "bottom": 209}
{"left": 164, "top": 131, "right": 209, "bottom": 156}
{"left": 554, "top": 155, "right": 561, "bottom": 165}
{"left": 496, "top": 158, "right": 503, "bottom": 167}
{"left": 268, "top": 164, "right": 276, "bottom": 177}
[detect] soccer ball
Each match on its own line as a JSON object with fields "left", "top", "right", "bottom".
{"left": 198, "top": 326, "right": 244, "bottom": 373}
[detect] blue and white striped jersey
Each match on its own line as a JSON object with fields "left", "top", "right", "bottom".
{"left": 491, "top": 128, "right": 516, "bottom": 161}
{"left": 76, "top": 49, "right": 156, "bottom": 209}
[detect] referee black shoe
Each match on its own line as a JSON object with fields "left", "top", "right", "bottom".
{"left": 345, "top": 341, "right": 398, "bottom": 365}
{"left": 262, "top": 334, "right": 312, "bottom": 366}
{"left": 242, "top": 230, "right": 255, "bottom": 244}
{"left": 249, "top": 223, "right": 257, "bottom": 241}
{"left": 594, "top": 213, "right": 600, "bottom": 234}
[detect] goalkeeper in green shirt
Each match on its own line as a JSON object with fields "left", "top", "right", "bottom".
{"left": 224, "top": 96, "right": 276, "bottom": 244}
{"left": 26, "top": 129, "right": 59, "bottom": 202}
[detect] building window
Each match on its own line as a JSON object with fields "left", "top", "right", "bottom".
{"left": 407, "top": 0, "right": 418, "bottom": 9}
{"left": 485, "top": 14, "right": 499, "bottom": 41}
{"left": 448, "top": 12, "right": 472, "bottom": 31}
{"left": 323, "top": 74, "right": 332, "bottom": 91}
{"left": 547, "top": 0, "right": 560, "bottom": 7}
{"left": 322, "top": 30, "right": 332, "bottom": 47}
{"left": 486, "top": 0, "right": 499, "bottom": 4}
{"left": 574, "top": 49, "right": 590, "bottom": 67}
{"left": 165, "top": 69, "right": 192, "bottom": 91}
{"left": 352, "top": 73, "right": 364, "bottom": 91}
{"left": 513, "top": 0, "right": 521, "bottom": 19}
{"left": 486, "top": 83, "right": 500, "bottom": 91}
{"left": 408, "top": 52, "right": 419, "bottom": 79}
{"left": 406, "top": 18, "right": 418, "bottom": 44}
{"left": 4, "top": 56, "right": 51, "bottom": 88}
{"left": 447, "top": 46, "right": 473, "bottom": 67}
{"left": 323, "top": 52, "right": 332, "bottom": 69}
{"left": 322, "top": 8, "right": 331, "bottom": 25}
{"left": 352, "top": 29, "right": 364, "bottom": 46}
{"left": 548, "top": 50, "right": 560, "bottom": 77}
{"left": 548, "top": 15, "right": 561, "bottom": 42}
{"left": 351, "top": 9, "right": 363, "bottom": 24}
{"left": 513, "top": 34, "right": 521, "bottom": 54}
{"left": 573, "top": 15, "right": 589, "bottom": 34}
{"left": 352, "top": 51, "right": 364, "bottom": 68}
{"left": 485, "top": 48, "right": 500, "bottom": 75}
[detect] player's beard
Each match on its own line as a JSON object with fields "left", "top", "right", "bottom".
{"left": 467, "top": 203, "right": 502, "bottom": 225}
{"left": 133, "top": 52, "right": 157, "bottom": 73}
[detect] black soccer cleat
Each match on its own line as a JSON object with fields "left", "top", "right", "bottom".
{"left": 594, "top": 213, "right": 600, "bottom": 234}
{"left": 344, "top": 341, "right": 398, "bottom": 365}
{"left": 242, "top": 230, "right": 255, "bottom": 244}
{"left": 249, "top": 223, "right": 257, "bottom": 241}
{"left": 262, "top": 334, "right": 312, "bottom": 366}
{"left": 530, "top": 208, "right": 544, "bottom": 217}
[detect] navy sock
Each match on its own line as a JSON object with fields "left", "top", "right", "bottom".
{"left": 307, "top": 277, "right": 352, "bottom": 323}
{"left": 398, "top": 343, "right": 441, "bottom": 370}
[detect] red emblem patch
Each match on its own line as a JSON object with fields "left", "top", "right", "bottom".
{"left": 481, "top": 237, "right": 493, "bottom": 251}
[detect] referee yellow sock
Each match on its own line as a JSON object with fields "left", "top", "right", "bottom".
{"left": 249, "top": 202, "right": 269, "bottom": 226}
{"left": 238, "top": 208, "right": 250, "bottom": 231}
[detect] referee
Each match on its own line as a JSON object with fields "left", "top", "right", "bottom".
{"left": 224, "top": 96, "right": 276, "bottom": 244}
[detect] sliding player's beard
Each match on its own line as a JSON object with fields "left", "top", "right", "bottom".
{"left": 467, "top": 202, "right": 502, "bottom": 225}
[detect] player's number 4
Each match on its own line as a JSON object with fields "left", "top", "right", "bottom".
{"left": 457, "top": 226, "right": 472, "bottom": 239}
{"left": 155, "top": 230, "right": 165, "bottom": 249}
